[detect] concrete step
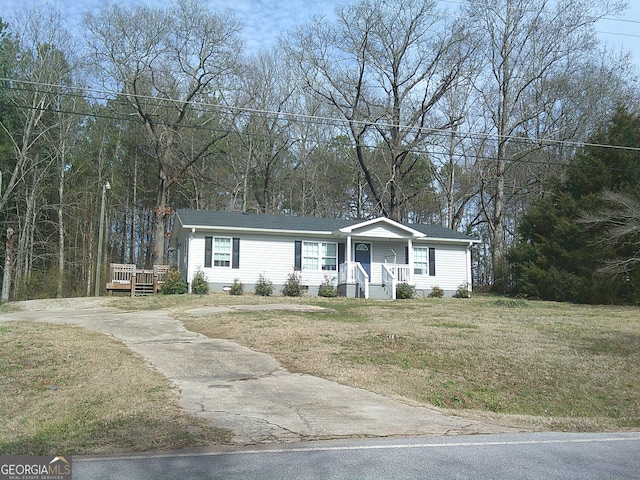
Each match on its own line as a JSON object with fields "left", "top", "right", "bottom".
{"left": 368, "top": 284, "right": 391, "bottom": 300}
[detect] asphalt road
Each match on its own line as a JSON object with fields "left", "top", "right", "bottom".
{"left": 74, "top": 432, "right": 640, "bottom": 480}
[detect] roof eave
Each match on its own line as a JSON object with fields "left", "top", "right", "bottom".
{"left": 415, "top": 236, "right": 481, "bottom": 244}
{"left": 179, "top": 224, "right": 336, "bottom": 236}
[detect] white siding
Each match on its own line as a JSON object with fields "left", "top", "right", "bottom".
{"left": 178, "top": 224, "right": 472, "bottom": 296}
{"left": 188, "top": 232, "right": 338, "bottom": 290}
{"left": 367, "top": 240, "right": 408, "bottom": 284}
{"left": 412, "top": 243, "right": 470, "bottom": 292}
{"left": 175, "top": 228, "right": 191, "bottom": 280}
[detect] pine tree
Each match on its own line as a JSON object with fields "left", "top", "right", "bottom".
{"left": 508, "top": 107, "right": 640, "bottom": 304}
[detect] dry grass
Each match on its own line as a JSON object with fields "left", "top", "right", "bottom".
{"left": 180, "top": 295, "right": 640, "bottom": 432}
{"left": 1, "top": 293, "right": 638, "bottom": 456}
{"left": 0, "top": 321, "right": 231, "bottom": 455}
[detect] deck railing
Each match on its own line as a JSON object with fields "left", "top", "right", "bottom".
{"left": 106, "top": 263, "right": 171, "bottom": 296}
{"left": 110, "top": 263, "right": 136, "bottom": 284}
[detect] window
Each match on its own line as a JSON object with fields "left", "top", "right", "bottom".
{"left": 214, "top": 237, "right": 231, "bottom": 266}
{"left": 204, "top": 236, "right": 239, "bottom": 268}
{"left": 414, "top": 247, "right": 436, "bottom": 276}
{"left": 322, "top": 242, "right": 337, "bottom": 271}
{"left": 414, "top": 247, "right": 427, "bottom": 275}
{"left": 300, "top": 241, "right": 338, "bottom": 271}
{"left": 302, "top": 241, "right": 319, "bottom": 270}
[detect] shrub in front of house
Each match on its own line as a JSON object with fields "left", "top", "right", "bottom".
{"left": 318, "top": 274, "right": 338, "bottom": 298}
{"left": 396, "top": 282, "right": 416, "bottom": 299}
{"left": 229, "top": 278, "right": 243, "bottom": 295}
{"left": 191, "top": 270, "right": 209, "bottom": 295}
{"left": 255, "top": 274, "right": 274, "bottom": 297}
{"left": 428, "top": 285, "right": 444, "bottom": 298}
{"left": 161, "top": 269, "right": 188, "bottom": 294}
{"left": 455, "top": 282, "right": 471, "bottom": 298}
{"left": 282, "top": 271, "right": 303, "bottom": 297}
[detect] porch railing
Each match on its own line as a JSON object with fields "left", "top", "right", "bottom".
{"left": 381, "top": 264, "right": 397, "bottom": 299}
{"left": 382, "top": 264, "right": 412, "bottom": 299}
{"left": 388, "top": 264, "right": 411, "bottom": 283}
{"left": 339, "top": 261, "right": 369, "bottom": 299}
{"left": 339, "top": 262, "right": 411, "bottom": 300}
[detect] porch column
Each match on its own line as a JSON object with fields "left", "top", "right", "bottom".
{"left": 346, "top": 235, "right": 352, "bottom": 281}
{"left": 407, "top": 238, "right": 413, "bottom": 283}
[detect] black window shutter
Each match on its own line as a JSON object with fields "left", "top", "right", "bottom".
{"left": 294, "top": 240, "right": 302, "bottom": 271}
{"left": 428, "top": 247, "right": 436, "bottom": 276}
{"left": 232, "top": 238, "right": 240, "bottom": 269}
{"left": 405, "top": 246, "right": 409, "bottom": 264}
{"left": 338, "top": 243, "right": 345, "bottom": 266}
{"left": 204, "top": 236, "right": 212, "bottom": 268}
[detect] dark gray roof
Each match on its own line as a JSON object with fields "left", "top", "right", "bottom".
{"left": 175, "top": 209, "right": 476, "bottom": 242}
{"left": 409, "top": 223, "right": 476, "bottom": 241}
{"left": 176, "top": 209, "right": 354, "bottom": 232}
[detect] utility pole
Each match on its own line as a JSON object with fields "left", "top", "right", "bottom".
{"left": 94, "top": 181, "right": 111, "bottom": 296}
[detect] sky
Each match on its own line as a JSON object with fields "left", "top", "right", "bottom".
{"left": 3, "top": 0, "right": 640, "bottom": 66}
{"left": 3, "top": 0, "right": 342, "bottom": 52}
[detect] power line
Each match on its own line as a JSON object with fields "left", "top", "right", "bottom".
{"left": 598, "top": 31, "right": 640, "bottom": 39}
{"left": 3, "top": 77, "right": 640, "bottom": 155}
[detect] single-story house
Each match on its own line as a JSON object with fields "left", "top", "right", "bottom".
{"left": 170, "top": 209, "right": 480, "bottom": 299}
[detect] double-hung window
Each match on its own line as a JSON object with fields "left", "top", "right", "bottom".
{"left": 414, "top": 247, "right": 436, "bottom": 276}
{"left": 302, "top": 242, "right": 319, "bottom": 270}
{"left": 301, "top": 241, "right": 338, "bottom": 271}
{"left": 214, "top": 237, "right": 231, "bottom": 267}
{"left": 321, "top": 242, "right": 337, "bottom": 270}
{"left": 205, "top": 236, "right": 238, "bottom": 268}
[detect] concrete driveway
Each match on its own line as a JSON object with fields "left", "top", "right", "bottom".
{"left": 0, "top": 298, "right": 521, "bottom": 444}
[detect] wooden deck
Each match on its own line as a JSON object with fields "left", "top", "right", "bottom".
{"left": 106, "top": 263, "right": 171, "bottom": 296}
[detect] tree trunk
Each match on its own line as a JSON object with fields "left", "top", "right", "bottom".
{"left": 1, "top": 228, "right": 15, "bottom": 303}
{"left": 153, "top": 163, "right": 169, "bottom": 265}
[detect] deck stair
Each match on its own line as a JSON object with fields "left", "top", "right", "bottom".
{"left": 106, "top": 263, "right": 170, "bottom": 297}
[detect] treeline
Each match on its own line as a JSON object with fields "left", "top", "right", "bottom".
{"left": 0, "top": 0, "right": 638, "bottom": 303}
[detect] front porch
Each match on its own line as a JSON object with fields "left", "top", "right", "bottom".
{"left": 337, "top": 261, "right": 412, "bottom": 299}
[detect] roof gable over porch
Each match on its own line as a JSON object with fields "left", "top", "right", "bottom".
{"left": 336, "top": 217, "right": 424, "bottom": 240}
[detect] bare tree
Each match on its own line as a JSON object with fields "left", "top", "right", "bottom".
{"left": 232, "top": 49, "right": 299, "bottom": 214}
{"left": 0, "top": 7, "right": 78, "bottom": 299}
{"left": 580, "top": 192, "right": 640, "bottom": 276}
{"left": 286, "top": 0, "right": 474, "bottom": 221}
{"left": 464, "top": 0, "right": 626, "bottom": 288}
{"left": 84, "top": 0, "right": 243, "bottom": 263}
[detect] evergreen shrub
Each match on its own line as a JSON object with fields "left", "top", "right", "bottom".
{"left": 255, "top": 274, "right": 274, "bottom": 297}
{"left": 161, "top": 269, "right": 188, "bottom": 294}
{"left": 191, "top": 270, "right": 209, "bottom": 295}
